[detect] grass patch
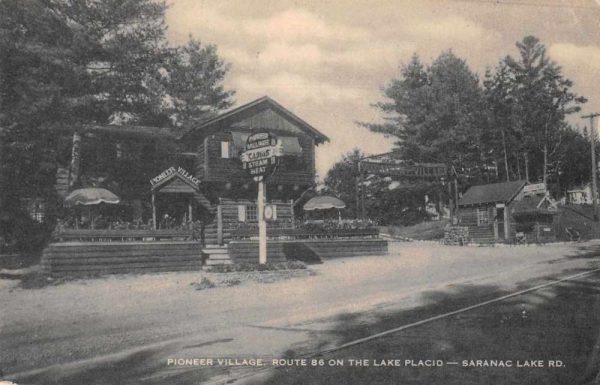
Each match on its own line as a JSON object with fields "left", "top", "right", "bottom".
{"left": 190, "top": 277, "right": 216, "bottom": 290}
{"left": 205, "top": 261, "right": 307, "bottom": 273}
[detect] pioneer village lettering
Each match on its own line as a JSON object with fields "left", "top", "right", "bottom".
{"left": 150, "top": 166, "right": 200, "bottom": 186}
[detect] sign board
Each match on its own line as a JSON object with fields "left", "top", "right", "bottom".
{"left": 264, "top": 204, "right": 278, "bottom": 221}
{"left": 523, "top": 183, "right": 546, "bottom": 197}
{"left": 150, "top": 166, "right": 200, "bottom": 187}
{"left": 241, "top": 132, "right": 282, "bottom": 181}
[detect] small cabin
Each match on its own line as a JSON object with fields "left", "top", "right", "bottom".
{"left": 511, "top": 193, "right": 558, "bottom": 243}
{"left": 567, "top": 184, "right": 592, "bottom": 205}
{"left": 457, "top": 180, "right": 527, "bottom": 243}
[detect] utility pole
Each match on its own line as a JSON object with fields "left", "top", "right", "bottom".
{"left": 583, "top": 113, "right": 600, "bottom": 221}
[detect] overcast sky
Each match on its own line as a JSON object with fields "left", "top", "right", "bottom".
{"left": 166, "top": 0, "right": 600, "bottom": 178}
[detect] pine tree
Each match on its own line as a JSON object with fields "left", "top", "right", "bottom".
{"left": 504, "top": 36, "right": 586, "bottom": 184}
{"left": 364, "top": 51, "right": 484, "bottom": 179}
{"left": 0, "top": 0, "right": 234, "bottom": 251}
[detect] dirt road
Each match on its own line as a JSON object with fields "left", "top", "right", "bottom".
{"left": 2, "top": 241, "right": 599, "bottom": 384}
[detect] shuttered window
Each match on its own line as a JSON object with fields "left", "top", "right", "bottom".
{"left": 237, "top": 204, "right": 258, "bottom": 222}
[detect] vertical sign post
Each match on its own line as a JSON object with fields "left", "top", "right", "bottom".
{"left": 257, "top": 177, "right": 267, "bottom": 264}
{"left": 241, "top": 132, "right": 282, "bottom": 264}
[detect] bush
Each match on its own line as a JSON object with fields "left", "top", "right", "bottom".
{"left": 190, "top": 277, "right": 215, "bottom": 290}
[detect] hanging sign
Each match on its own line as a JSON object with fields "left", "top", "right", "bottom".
{"left": 523, "top": 183, "right": 546, "bottom": 197}
{"left": 150, "top": 166, "right": 200, "bottom": 187}
{"left": 241, "top": 132, "right": 283, "bottom": 181}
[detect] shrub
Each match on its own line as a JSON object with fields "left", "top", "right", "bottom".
{"left": 205, "top": 260, "right": 307, "bottom": 273}
{"left": 190, "top": 277, "right": 215, "bottom": 290}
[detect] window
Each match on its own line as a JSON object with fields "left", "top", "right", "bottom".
{"left": 221, "top": 141, "right": 230, "bottom": 158}
{"left": 477, "top": 207, "right": 489, "bottom": 226}
{"left": 23, "top": 198, "right": 46, "bottom": 223}
{"left": 246, "top": 205, "right": 258, "bottom": 222}
{"left": 237, "top": 204, "right": 257, "bottom": 222}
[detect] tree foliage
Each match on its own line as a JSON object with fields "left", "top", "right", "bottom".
{"left": 364, "top": 36, "right": 587, "bottom": 190}
{"left": 364, "top": 51, "right": 484, "bottom": 173}
{"left": 337, "top": 35, "right": 591, "bottom": 224}
{"left": 323, "top": 149, "right": 363, "bottom": 218}
{"left": 0, "top": 0, "right": 234, "bottom": 250}
{"left": 324, "top": 149, "right": 444, "bottom": 225}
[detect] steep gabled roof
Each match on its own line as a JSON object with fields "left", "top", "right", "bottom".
{"left": 458, "top": 180, "right": 527, "bottom": 206}
{"left": 182, "top": 96, "right": 329, "bottom": 144}
{"left": 151, "top": 170, "right": 199, "bottom": 192}
{"left": 59, "top": 124, "right": 178, "bottom": 139}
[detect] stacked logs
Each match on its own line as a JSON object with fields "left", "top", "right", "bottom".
{"left": 443, "top": 226, "right": 469, "bottom": 246}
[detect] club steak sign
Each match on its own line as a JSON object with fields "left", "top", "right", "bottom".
{"left": 241, "top": 132, "right": 282, "bottom": 180}
{"left": 150, "top": 166, "right": 200, "bottom": 187}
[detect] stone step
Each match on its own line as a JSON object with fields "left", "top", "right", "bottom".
{"left": 202, "top": 250, "right": 229, "bottom": 256}
{"left": 203, "top": 244, "right": 227, "bottom": 250}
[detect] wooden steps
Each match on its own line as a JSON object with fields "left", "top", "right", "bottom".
{"left": 202, "top": 245, "right": 232, "bottom": 267}
{"left": 204, "top": 223, "right": 219, "bottom": 245}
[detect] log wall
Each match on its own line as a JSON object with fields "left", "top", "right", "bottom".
{"left": 42, "top": 241, "right": 202, "bottom": 275}
{"left": 229, "top": 239, "right": 388, "bottom": 264}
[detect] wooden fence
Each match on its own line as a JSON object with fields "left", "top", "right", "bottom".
{"left": 231, "top": 227, "right": 379, "bottom": 240}
{"left": 52, "top": 229, "right": 194, "bottom": 242}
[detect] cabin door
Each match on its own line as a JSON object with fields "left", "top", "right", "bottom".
{"left": 495, "top": 207, "right": 505, "bottom": 240}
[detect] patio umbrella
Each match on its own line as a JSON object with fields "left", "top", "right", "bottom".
{"left": 303, "top": 195, "right": 346, "bottom": 211}
{"left": 64, "top": 188, "right": 120, "bottom": 207}
{"left": 64, "top": 188, "right": 120, "bottom": 229}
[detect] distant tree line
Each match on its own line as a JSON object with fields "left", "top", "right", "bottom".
{"left": 326, "top": 36, "right": 591, "bottom": 225}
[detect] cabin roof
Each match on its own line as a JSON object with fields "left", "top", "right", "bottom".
{"left": 512, "top": 195, "right": 558, "bottom": 216}
{"left": 59, "top": 124, "right": 178, "bottom": 140}
{"left": 181, "top": 96, "right": 329, "bottom": 144}
{"left": 458, "top": 180, "right": 527, "bottom": 207}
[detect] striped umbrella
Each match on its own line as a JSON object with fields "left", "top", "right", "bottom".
{"left": 64, "top": 188, "right": 120, "bottom": 207}
{"left": 303, "top": 195, "right": 346, "bottom": 211}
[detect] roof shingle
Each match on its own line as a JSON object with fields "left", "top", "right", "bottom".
{"left": 458, "top": 180, "right": 527, "bottom": 206}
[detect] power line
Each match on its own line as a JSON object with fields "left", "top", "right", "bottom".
{"left": 582, "top": 112, "right": 600, "bottom": 221}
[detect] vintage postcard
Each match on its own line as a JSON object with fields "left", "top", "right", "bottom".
{"left": 1, "top": 0, "right": 600, "bottom": 384}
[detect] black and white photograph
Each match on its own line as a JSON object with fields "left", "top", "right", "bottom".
{"left": 1, "top": 0, "right": 600, "bottom": 384}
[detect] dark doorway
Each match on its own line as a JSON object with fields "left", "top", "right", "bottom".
{"left": 496, "top": 207, "right": 505, "bottom": 239}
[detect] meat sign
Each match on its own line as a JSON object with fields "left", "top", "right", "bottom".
{"left": 241, "top": 132, "right": 283, "bottom": 181}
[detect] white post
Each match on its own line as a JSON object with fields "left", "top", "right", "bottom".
{"left": 152, "top": 192, "right": 157, "bottom": 230}
{"left": 258, "top": 178, "right": 267, "bottom": 264}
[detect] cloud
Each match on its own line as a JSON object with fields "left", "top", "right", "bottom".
{"left": 168, "top": 1, "right": 600, "bottom": 177}
{"left": 549, "top": 43, "right": 600, "bottom": 74}
{"left": 244, "top": 8, "right": 369, "bottom": 43}
{"left": 411, "top": 16, "right": 491, "bottom": 44}
{"left": 234, "top": 72, "right": 364, "bottom": 104}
